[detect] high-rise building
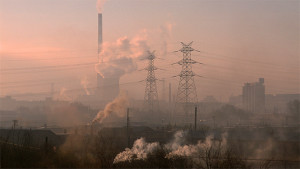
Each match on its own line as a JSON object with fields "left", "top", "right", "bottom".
{"left": 242, "top": 78, "right": 265, "bottom": 113}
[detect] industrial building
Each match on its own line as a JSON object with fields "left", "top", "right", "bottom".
{"left": 242, "top": 78, "right": 265, "bottom": 113}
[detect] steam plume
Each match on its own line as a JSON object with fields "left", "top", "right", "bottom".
{"left": 166, "top": 132, "right": 228, "bottom": 159}
{"left": 80, "top": 77, "right": 90, "bottom": 95}
{"left": 165, "top": 130, "right": 202, "bottom": 158}
{"left": 165, "top": 130, "right": 186, "bottom": 150}
{"left": 97, "top": 0, "right": 107, "bottom": 13}
{"left": 113, "top": 137, "right": 160, "bottom": 163}
{"left": 159, "top": 22, "right": 173, "bottom": 56}
{"left": 113, "top": 131, "right": 228, "bottom": 164}
{"left": 92, "top": 91, "right": 129, "bottom": 124}
{"left": 95, "top": 32, "right": 150, "bottom": 79}
{"left": 56, "top": 87, "right": 72, "bottom": 101}
{"left": 94, "top": 23, "right": 173, "bottom": 80}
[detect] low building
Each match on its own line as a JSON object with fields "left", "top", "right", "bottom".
{"left": 0, "top": 128, "right": 67, "bottom": 147}
{"left": 265, "top": 94, "right": 300, "bottom": 114}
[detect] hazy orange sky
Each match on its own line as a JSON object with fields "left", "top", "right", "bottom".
{"left": 0, "top": 0, "right": 299, "bottom": 101}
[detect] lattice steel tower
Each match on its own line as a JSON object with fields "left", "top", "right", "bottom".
{"left": 174, "top": 42, "right": 200, "bottom": 120}
{"left": 144, "top": 51, "right": 158, "bottom": 112}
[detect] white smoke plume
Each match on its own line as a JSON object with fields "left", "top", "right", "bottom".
{"left": 165, "top": 130, "right": 186, "bottom": 150}
{"left": 80, "top": 76, "right": 90, "bottom": 95}
{"left": 94, "top": 23, "right": 173, "bottom": 79}
{"left": 97, "top": 0, "right": 107, "bottom": 13}
{"left": 92, "top": 91, "right": 129, "bottom": 124}
{"left": 95, "top": 31, "right": 150, "bottom": 78}
{"left": 166, "top": 134, "right": 213, "bottom": 159}
{"left": 56, "top": 87, "right": 72, "bottom": 101}
{"left": 166, "top": 132, "right": 228, "bottom": 159}
{"left": 113, "top": 137, "right": 160, "bottom": 164}
{"left": 165, "top": 130, "right": 203, "bottom": 158}
{"left": 159, "top": 22, "right": 173, "bottom": 56}
{"left": 252, "top": 138, "right": 274, "bottom": 159}
{"left": 113, "top": 131, "right": 229, "bottom": 164}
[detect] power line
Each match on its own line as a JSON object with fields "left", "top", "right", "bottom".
{"left": 0, "top": 48, "right": 97, "bottom": 55}
{"left": 192, "top": 40, "right": 299, "bottom": 68}
{"left": 0, "top": 55, "right": 97, "bottom": 62}
{"left": 197, "top": 64, "right": 299, "bottom": 83}
{"left": 1, "top": 79, "right": 144, "bottom": 98}
{"left": 0, "top": 77, "right": 75, "bottom": 85}
{"left": 199, "top": 51, "right": 299, "bottom": 71}
{"left": 0, "top": 62, "right": 96, "bottom": 72}
{"left": 165, "top": 49, "right": 298, "bottom": 72}
{"left": 1, "top": 57, "right": 146, "bottom": 74}
{"left": 155, "top": 58, "right": 299, "bottom": 84}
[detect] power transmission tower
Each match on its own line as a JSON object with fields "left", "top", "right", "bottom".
{"left": 143, "top": 51, "right": 159, "bottom": 112}
{"left": 174, "top": 42, "right": 201, "bottom": 123}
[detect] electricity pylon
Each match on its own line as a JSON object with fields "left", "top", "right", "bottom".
{"left": 144, "top": 51, "right": 159, "bottom": 112}
{"left": 174, "top": 42, "right": 201, "bottom": 122}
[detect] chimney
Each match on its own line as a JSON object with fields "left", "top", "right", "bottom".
{"left": 98, "top": 13, "right": 102, "bottom": 59}
{"left": 97, "top": 13, "right": 104, "bottom": 91}
{"left": 96, "top": 12, "right": 120, "bottom": 101}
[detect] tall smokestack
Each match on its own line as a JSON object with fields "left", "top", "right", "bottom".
{"left": 98, "top": 13, "right": 103, "bottom": 62}
{"left": 97, "top": 13, "right": 104, "bottom": 91}
{"left": 96, "top": 11, "right": 120, "bottom": 101}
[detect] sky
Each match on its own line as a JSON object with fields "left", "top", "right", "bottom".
{"left": 0, "top": 0, "right": 299, "bottom": 101}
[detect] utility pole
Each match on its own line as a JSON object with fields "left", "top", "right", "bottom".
{"left": 162, "top": 78, "right": 166, "bottom": 102}
{"left": 13, "top": 120, "right": 18, "bottom": 129}
{"left": 194, "top": 107, "right": 197, "bottom": 131}
{"left": 143, "top": 51, "right": 159, "bottom": 113}
{"left": 174, "top": 42, "right": 201, "bottom": 123}
{"left": 213, "top": 116, "right": 216, "bottom": 129}
{"left": 169, "top": 83, "right": 172, "bottom": 104}
{"left": 127, "top": 108, "right": 130, "bottom": 147}
{"left": 169, "top": 83, "right": 172, "bottom": 123}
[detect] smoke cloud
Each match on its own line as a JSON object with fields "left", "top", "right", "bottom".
{"left": 165, "top": 130, "right": 186, "bottom": 151}
{"left": 55, "top": 87, "right": 72, "bottom": 101}
{"left": 94, "top": 22, "right": 173, "bottom": 80}
{"left": 97, "top": 0, "right": 107, "bottom": 13}
{"left": 167, "top": 132, "right": 228, "bottom": 159}
{"left": 159, "top": 22, "right": 173, "bottom": 57}
{"left": 113, "top": 131, "right": 229, "bottom": 164}
{"left": 80, "top": 76, "right": 90, "bottom": 95}
{"left": 92, "top": 91, "right": 129, "bottom": 124}
{"left": 95, "top": 31, "right": 150, "bottom": 78}
{"left": 165, "top": 130, "right": 213, "bottom": 158}
{"left": 113, "top": 137, "right": 160, "bottom": 163}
